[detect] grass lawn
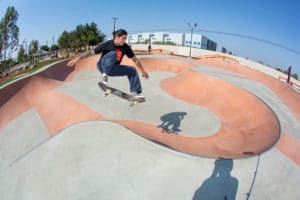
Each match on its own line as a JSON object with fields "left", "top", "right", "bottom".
{"left": 0, "top": 58, "right": 64, "bottom": 87}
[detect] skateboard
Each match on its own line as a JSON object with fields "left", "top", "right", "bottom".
{"left": 98, "top": 82, "right": 146, "bottom": 106}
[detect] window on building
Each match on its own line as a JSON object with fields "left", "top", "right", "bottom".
{"left": 197, "top": 42, "right": 200, "bottom": 45}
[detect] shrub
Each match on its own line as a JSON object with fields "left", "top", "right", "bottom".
{"left": 153, "top": 41, "right": 176, "bottom": 46}
{"left": 50, "top": 44, "right": 59, "bottom": 51}
{"left": 292, "top": 73, "right": 298, "bottom": 80}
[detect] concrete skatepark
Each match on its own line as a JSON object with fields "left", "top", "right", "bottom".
{"left": 0, "top": 52, "right": 299, "bottom": 199}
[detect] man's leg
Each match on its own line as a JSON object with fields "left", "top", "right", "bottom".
{"left": 108, "top": 64, "right": 142, "bottom": 94}
{"left": 96, "top": 61, "right": 103, "bottom": 73}
{"left": 97, "top": 51, "right": 117, "bottom": 83}
{"left": 99, "top": 51, "right": 117, "bottom": 74}
{"left": 97, "top": 60, "right": 108, "bottom": 83}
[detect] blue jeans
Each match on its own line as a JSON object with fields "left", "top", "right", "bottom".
{"left": 97, "top": 51, "right": 142, "bottom": 94}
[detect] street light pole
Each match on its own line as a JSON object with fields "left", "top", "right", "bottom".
{"left": 188, "top": 22, "right": 197, "bottom": 58}
{"left": 112, "top": 17, "right": 118, "bottom": 32}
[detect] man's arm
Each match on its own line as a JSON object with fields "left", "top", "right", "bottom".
{"left": 78, "top": 50, "right": 95, "bottom": 60}
{"left": 67, "top": 50, "right": 95, "bottom": 67}
{"left": 66, "top": 50, "right": 94, "bottom": 67}
{"left": 131, "top": 56, "right": 149, "bottom": 79}
{"left": 67, "top": 40, "right": 106, "bottom": 67}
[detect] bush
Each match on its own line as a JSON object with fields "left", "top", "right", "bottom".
{"left": 0, "top": 59, "right": 17, "bottom": 71}
{"left": 152, "top": 41, "right": 176, "bottom": 46}
{"left": 40, "top": 45, "right": 49, "bottom": 51}
{"left": 292, "top": 73, "right": 298, "bottom": 80}
{"left": 276, "top": 68, "right": 283, "bottom": 72}
{"left": 50, "top": 44, "right": 59, "bottom": 51}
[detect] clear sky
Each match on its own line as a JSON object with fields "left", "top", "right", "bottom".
{"left": 1, "top": 0, "right": 300, "bottom": 74}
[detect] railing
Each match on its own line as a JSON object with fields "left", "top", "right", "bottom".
{"left": 134, "top": 48, "right": 174, "bottom": 55}
{"left": 198, "top": 54, "right": 239, "bottom": 64}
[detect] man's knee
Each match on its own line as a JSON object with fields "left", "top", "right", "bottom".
{"left": 100, "top": 51, "right": 117, "bottom": 72}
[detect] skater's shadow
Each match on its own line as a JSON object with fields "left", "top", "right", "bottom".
{"left": 193, "top": 159, "right": 238, "bottom": 200}
{"left": 157, "top": 112, "right": 187, "bottom": 134}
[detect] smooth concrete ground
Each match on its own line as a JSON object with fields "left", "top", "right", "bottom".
{"left": 0, "top": 55, "right": 299, "bottom": 200}
{"left": 0, "top": 121, "right": 299, "bottom": 200}
{"left": 60, "top": 70, "right": 221, "bottom": 138}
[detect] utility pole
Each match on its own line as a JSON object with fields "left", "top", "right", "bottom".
{"left": 188, "top": 22, "right": 197, "bottom": 58}
{"left": 112, "top": 17, "right": 118, "bottom": 32}
{"left": 52, "top": 35, "right": 55, "bottom": 46}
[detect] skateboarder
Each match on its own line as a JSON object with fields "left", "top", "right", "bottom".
{"left": 287, "top": 66, "right": 292, "bottom": 84}
{"left": 67, "top": 29, "right": 149, "bottom": 98}
{"left": 148, "top": 44, "right": 152, "bottom": 54}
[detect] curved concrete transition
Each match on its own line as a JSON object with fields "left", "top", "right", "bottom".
{"left": 1, "top": 55, "right": 300, "bottom": 200}
{"left": 0, "top": 56, "right": 280, "bottom": 158}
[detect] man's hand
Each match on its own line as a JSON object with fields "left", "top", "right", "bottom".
{"left": 142, "top": 71, "right": 149, "bottom": 79}
{"left": 131, "top": 56, "right": 149, "bottom": 79}
{"left": 67, "top": 50, "right": 95, "bottom": 68}
{"left": 67, "top": 58, "right": 79, "bottom": 67}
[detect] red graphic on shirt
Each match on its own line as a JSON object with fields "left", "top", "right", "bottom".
{"left": 116, "top": 49, "right": 123, "bottom": 62}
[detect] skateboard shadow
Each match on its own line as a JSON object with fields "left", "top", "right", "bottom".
{"left": 157, "top": 112, "right": 187, "bottom": 134}
{"left": 193, "top": 159, "right": 238, "bottom": 200}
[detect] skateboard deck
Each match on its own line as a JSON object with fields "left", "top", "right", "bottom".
{"left": 98, "top": 82, "right": 146, "bottom": 106}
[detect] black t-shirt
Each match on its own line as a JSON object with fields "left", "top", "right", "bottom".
{"left": 94, "top": 39, "right": 135, "bottom": 64}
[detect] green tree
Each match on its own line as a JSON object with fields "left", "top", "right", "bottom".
{"left": 58, "top": 23, "right": 106, "bottom": 51}
{"left": 50, "top": 44, "right": 59, "bottom": 51}
{"left": 292, "top": 73, "right": 298, "bottom": 80}
{"left": 17, "top": 45, "right": 27, "bottom": 62}
{"left": 29, "top": 40, "right": 39, "bottom": 55}
{"left": 40, "top": 45, "right": 49, "bottom": 51}
{"left": 87, "top": 22, "right": 105, "bottom": 46}
{"left": 69, "top": 30, "right": 82, "bottom": 49}
{"left": 58, "top": 30, "right": 70, "bottom": 49}
{"left": 0, "top": 6, "right": 19, "bottom": 60}
{"left": 72, "top": 23, "right": 105, "bottom": 50}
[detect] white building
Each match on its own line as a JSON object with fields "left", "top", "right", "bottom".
{"left": 128, "top": 32, "right": 184, "bottom": 46}
{"left": 127, "top": 32, "right": 218, "bottom": 51}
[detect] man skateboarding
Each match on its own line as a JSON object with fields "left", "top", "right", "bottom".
{"left": 67, "top": 29, "right": 149, "bottom": 99}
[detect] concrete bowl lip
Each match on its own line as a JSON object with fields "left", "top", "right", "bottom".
{"left": 148, "top": 57, "right": 281, "bottom": 154}
{"left": 2, "top": 104, "right": 281, "bottom": 174}
{"left": 0, "top": 55, "right": 282, "bottom": 165}
{"left": 0, "top": 120, "right": 201, "bottom": 174}
{"left": 186, "top": 62, "right": 282, "bottom": 149}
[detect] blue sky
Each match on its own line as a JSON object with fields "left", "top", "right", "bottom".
{"left": 1, "top": 0, "right": 300, "bottom": 74}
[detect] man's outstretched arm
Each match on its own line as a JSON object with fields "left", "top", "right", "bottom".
{"left": 67, "top": 50, "right": 95, "bottom": 67}
{"left": 131, "top": 56, "right": 149, "bottom": 79}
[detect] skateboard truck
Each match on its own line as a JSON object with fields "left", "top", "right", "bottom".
{"left": 104, "top": 88, "right": 111, "bottom": 96}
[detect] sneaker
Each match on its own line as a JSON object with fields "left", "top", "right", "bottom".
{"left": 102, "top": 74, "right": 108, "bottom": 84}
{"left": 131, "top": 92, "right": 145, "bottom": 99}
